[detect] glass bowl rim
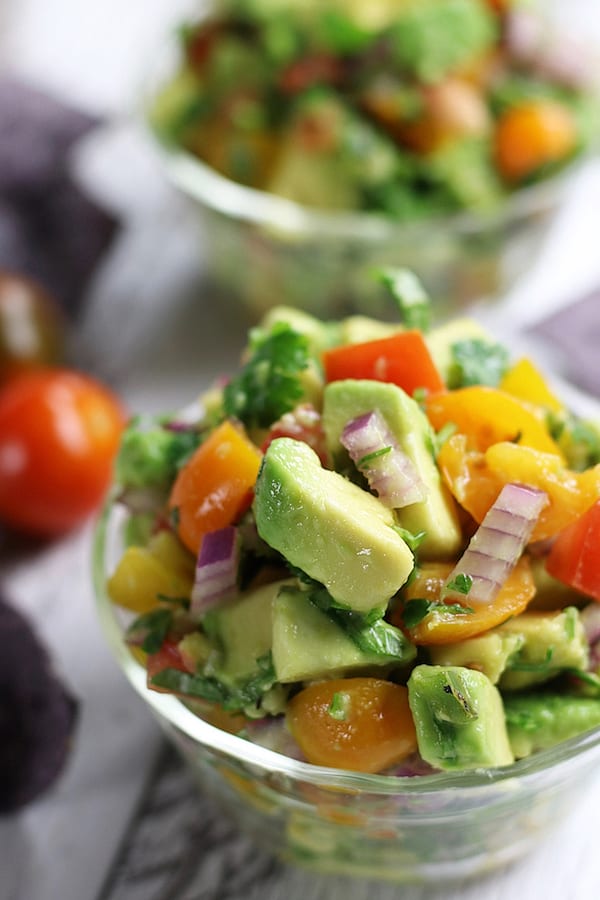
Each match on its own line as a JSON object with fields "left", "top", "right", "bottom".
{"left": 153, "top": 134, "right": 594, "bottom": 241}
{"left": 93, "top": 496, "right": 600, "bottom": 797}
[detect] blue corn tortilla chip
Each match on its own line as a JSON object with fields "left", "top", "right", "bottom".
{"left": 0, "top": 593, "right": 78, "bottom": 813}
{"left": 0, "top": 77, "right": 118, "bottom": 317}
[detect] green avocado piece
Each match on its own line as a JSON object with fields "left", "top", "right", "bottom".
{"left": 253, "top": 438, "right": 414, "bottom": 613}
{"left": 204, "top": 579, "right": 292, "bottom": 681}
{"left": 338, "top": 316, "right": 405, "bottom": 346}
{"left": 272, "top": 586, "right": 415, "bottom": 683}
{"left": 322, "top": 379, "right": 461, "bottom": 559}
{"left": 529, "top": 557, "right": 588, "bottom": 611}
{"left": 498, "top": 608, "right": 589, "bottom": 691}
{"left": 266, "top": 118, "right": 360, "bottom": 211}
{"left": 504, "top": 693, "right": 600, "bottom": 759}
{"left": 408, "top": 665, "right": 514, "bottom": 770}
{"left": 429, "top": 631, "right": 525, "bottom": 685}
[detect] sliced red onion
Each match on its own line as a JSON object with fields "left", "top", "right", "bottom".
{"left": 581, "top": 603, "right": 600, "bottom": 672}
{"left": 341, "top": 410, "right": 427, "bottom": 508}
{"left": 443, "top": 483, "right": 549, "bottom": 605}
{"left": 191, "top": 526, "right": 240, "bottom": 617}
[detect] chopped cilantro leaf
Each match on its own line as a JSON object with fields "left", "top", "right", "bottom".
{"left": 223, "top": 323, "right": 309, "bottom": 428}
{"left": 150, "top": 652, "right": 277, "bottom": 713}
{"left": 445, "top": 573, "right": 473, "bottom": 595}
{"left": 564, "top": 669, "right": 600, "bottom": 696}
{"left": 126, "top": 607, "right": 173, "bottom": 655}
{"left": 392, "top": 526, "right": 426, "bottom": 553}
{"left": 328, "top": 691, "right": 351, "bottom": 721}
{"left": 447, "top": 338, "right": 509, "bottom": 388}
{"left": 376, "top": 267, "right": 432, "bottom": 333}
{"left": 402, "top": 597, "right": 474, "bottom": 629}
{"left": 358, "top": 446, "right": 392, "bottom": 467}
{"left": 306, "top": 587, "right": 415, "bottom": 662}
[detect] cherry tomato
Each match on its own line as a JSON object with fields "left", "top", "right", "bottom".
{"left": 494, "top": 100, "right": 577, "bottom": 184}
{"left": 287, "top": 678, "right": 417, "bottom": 773}
{"left": 0, "top": 369, "right": 126, "bottom": 536}
{"left": 0, "top": 271, "right": 66, "bottom": 384}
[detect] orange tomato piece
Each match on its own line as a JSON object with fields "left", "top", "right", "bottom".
{"left": 287, "top": 678, "right": 417, "bottom": 773}
{"left": 437, "top": 433, "right": 501, "bottom": 522}
{"left": 169, "top": 420, "right": 262, "bottom": 555}
{"left": 395, "top": 557, "right": 535, "bottom": 645}
{"left": 438, "top": 435, "right": 600, "bottom": 542}
{"left": 494, "top": 100, "right": 577, "bottom": 184}
{"left": 485, "top": 442, "right": 600, "bottom": 540}
{"left": 425, "top": 385, "right": 564, "bottom": 457}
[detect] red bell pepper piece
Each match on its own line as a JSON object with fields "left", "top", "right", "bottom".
{"left": 322, "top": 331, "right": 445, "bottom": 397}
{"left": 546, "top": 499, "right": 600, "bottom": 602}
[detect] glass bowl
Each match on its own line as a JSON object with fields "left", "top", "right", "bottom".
{"left": 93, "top": 498, "right": 600, "bottom": 885}
{"left": 142, "top": 5, "right": 600, "bottom": 323}
{"left": 155, "top": 142, "right": 585, "bottom": 322}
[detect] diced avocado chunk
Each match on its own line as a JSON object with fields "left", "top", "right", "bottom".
{"left": 204, "top": 579, "right": 291, "bottom": 681}
{"left": 429, "top": 632, "right": 524, "bottom": 685}
{"left": 322, "top": 380, "right": 461, "bottom": 559}
{"left": 504, "top": 693, "right": 600, "bottom": 759}
{"left": 273, "top": 586, "right": 415, "bottom": 682}
{"left": 497, "top": 608, "right": 588, "bottom": 691}
{"left": 529, "top": 557, "right": 589, "bottom": 611}
{"left": 408, "top": 665, "right": 514, "bottom": 770}
{"left": 266, "top": 129, "right": 360, "bottom": 211}
{"left": 254, "top": 438, "right": 414, "bottom": 613}
{"left": 338, "top": 316, "right": 404, "bottom": 346}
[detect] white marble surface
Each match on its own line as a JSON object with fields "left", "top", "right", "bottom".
{"left": 2, "top": 3, "right": 600, "bottom": 900}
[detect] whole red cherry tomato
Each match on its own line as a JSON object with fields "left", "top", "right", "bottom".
{"left": 0, "top": 369, "right": 126, "bottom": 536}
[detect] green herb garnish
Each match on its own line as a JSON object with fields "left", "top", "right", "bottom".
{"left": 376, "top": 267, "right": 432, "bottom": 332}
{"left": 328, "top": 691, "right": 351, "bottom": 721}
{"left": 402, "top": 597, "right": 474, "bottom": 629}
{"left": 392, "top": 526, "right": 427, "bottom": 553}
{"left": 223, "top": 323, "right": 309, "bottom": 428}
{"left": 150, "top": 653, "right": 277, "bottom": 714}
{"left": 127, "top": 607, "right": 173, "bottom": 655}
{"left": 445, "top": 573, "right": 473, "bottom": 595}
{"left": 447, "top": 338, "right": 509, "bottom": 388}
{"left": 358, "top": 446, "right": 392, "bottom": 467}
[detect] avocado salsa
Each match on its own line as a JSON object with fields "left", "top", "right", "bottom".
{"left": 151, "top": 0, "right": 599, "bottom": 219}
{"left": 107, "top": 273, "right": 600, "bottom": 775}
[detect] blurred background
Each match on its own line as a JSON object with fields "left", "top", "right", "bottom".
{"left": 1, "top": 2, "right": 600, "bottom": 899}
